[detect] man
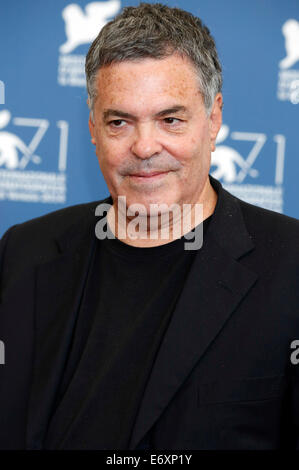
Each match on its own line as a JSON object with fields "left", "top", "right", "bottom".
{"left": 0, "top": 3, "right": 299, "bottom": 450}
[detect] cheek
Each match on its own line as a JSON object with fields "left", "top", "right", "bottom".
{"left": 98, "top": 146, "right": 131, "bottom": 194}
{"left": 95, "top": 134, "right": 124, "bottom": 170}
{"left": 172, "top": 138, "right": 203, "bottom": 170}
{"left": 174, "top": 138, "right": 209, "bottom": 187}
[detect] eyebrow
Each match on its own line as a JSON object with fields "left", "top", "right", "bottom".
{"left": 102, "top": 105, "right": 188, "bottom": 121}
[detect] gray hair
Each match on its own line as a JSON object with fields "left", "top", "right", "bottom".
{"left": 85, "top": 2, "right": 222, "bottom": 120}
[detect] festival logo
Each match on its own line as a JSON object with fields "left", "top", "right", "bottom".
{"left": 211, "top": 124, "right": 285, "bottom": 213}
{"left": 58, "top": 1, "right": 121, "bottom": 87}
{"left": 277, "top": 19, "right": 299, "bottom": 104}
{"left": 0, "top": 109, "right": 68, "bottom": 204}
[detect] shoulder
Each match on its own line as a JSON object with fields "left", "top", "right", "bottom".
{"left": 237, "top": 197, "right": 299, "bottom": 240}
{"left": 211, "top": 175, "right": 299, "bottom": 245}
{"left": 229, "top": 195, "right": 299, "bottom": 266}
{"left": 0, "top": 197, "right": 110, "bottom": 276}
{"left": 1, "top": 199, "right": 107, "bottom": 242}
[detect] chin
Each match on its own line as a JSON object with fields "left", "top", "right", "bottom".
{"left": 136, "top": 191, "right": 178, "bottom": 207}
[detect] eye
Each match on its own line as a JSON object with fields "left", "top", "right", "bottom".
{"left": 108, "top": 119, "right": 126, "bottom": 128}
{"left": 163, "top": 117, "right": 181, "bottom": 125}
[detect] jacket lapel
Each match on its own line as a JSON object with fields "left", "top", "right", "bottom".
{"left": 129, "top": 177, "right": 259, "bottom": 449}
{"left": 26, "top": 201, "right": 103, "bottom": 450}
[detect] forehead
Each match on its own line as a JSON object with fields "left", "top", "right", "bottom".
{"left": 94, "top": 53, "right": 202, "bottom": 109}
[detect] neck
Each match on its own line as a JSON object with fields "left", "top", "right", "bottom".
{"left": 107, "top": 179, "right": 217, "bottom": 248}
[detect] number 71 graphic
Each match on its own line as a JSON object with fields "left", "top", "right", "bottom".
{"left": 13, "top": 117, "right": 69, "bottom": 172}
{"left": 230, "top": 132, "right": 285, "bottom": 185}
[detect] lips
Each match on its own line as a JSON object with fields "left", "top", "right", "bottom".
{"left": 130, "top": 171, "right": 168, "bottom": 177}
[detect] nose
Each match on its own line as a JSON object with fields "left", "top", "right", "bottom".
{"left": 130, "top": 123, "right": 163, "bottom": 159}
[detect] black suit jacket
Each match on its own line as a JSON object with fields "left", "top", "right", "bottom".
{"left": 0, "top": 175, "right": 299, "bottom": 450}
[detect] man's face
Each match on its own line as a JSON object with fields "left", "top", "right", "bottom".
{"left": 89, "top": 53, "right": 222, "bottom": 213}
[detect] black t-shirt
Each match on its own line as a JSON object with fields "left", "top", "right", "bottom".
{"left": 47, "top": 214, "right": 212, "bottom": 449}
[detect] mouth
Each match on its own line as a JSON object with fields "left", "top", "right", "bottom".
{"left": 129, "top": 171, "right": 170, "bottom": 181}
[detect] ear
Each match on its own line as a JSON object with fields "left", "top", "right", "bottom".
{"left": 88, "top": 113, "right": 96, "bottom": 145}
{"left": 209, "top": 93, "right": 223, "bottom": 152}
